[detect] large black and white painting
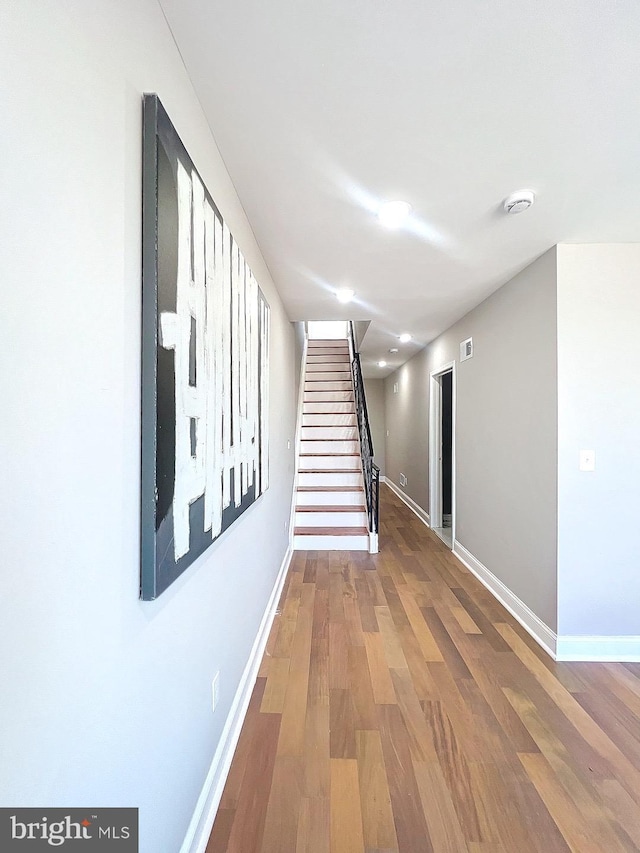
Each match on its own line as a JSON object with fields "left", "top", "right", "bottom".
{"left": 141, "top": 94, "right": 270, "bottom": 600}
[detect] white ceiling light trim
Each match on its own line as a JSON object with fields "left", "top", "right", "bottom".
{"left": 399, "top": 333, "right": 412, "bottom": 343}
{"left": 377, "top": 200, "right": 412, "bottom": 229}
{"left": 378, "top": 360, "right": 387, "bottom": 367}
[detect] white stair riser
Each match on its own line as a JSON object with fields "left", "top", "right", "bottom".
{"left": 298, "top": 471, "right": 363, "bottom": 487}
{"left": 300, "top": 426, "right": 358, "bottom": 440}
{"left": 304, "top": 391, "right": 354, "bottom": 402}
{"left": 302, "top": 413, "right": 356, "bottom": 426}
{"left": 296, "top": 490, "right": 365, "bottom": 506}
{"left": 293, "top": 534, "right": 369, "bottom": 551}
{"left": 302, "top": 412, "right": 357, "bottom": 426}
{"left": 305, "top": 372, "right": 351, "bottom": 382}
{"left": 306, "top": 355, "right": 350, "bottom": 363}
{"left": 303, "top": 402, "right": 355, "bottom": 414}
{"left": 306, "top": 348, "right": 349, "bottom": 356}
{"left": 306, "top": 363, "right": 350, "bottom": 373}
{"left": 305, "top": 381, "right": 353, "bottom": 392}
{"left": 299, "top": 455, "right": 361, "bottom": 470}
{"left": 300, "top": 440, "right": 359, "bottom": 454}
{"left": 295, "top": 510, "right": 368, "bottom": 527}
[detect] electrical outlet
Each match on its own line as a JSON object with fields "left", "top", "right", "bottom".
{"left": 579, "top": 449, "right": 595, "bottom": 472}
{"left": 400, "top": 473, "right": 407, "bottom": 487}
{"left": 212, "top": 672, "right": 220, "bottom": 712}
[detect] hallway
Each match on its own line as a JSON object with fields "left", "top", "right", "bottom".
{"left": 207, "top": 485, "right": 640, "bottom": 852}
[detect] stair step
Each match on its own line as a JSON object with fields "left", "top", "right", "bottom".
{"left": 306, "top": 363, "right": 350, "bottom": 373}
{"left": 296, "top": 491, "right": 363, "bottom": 506}
{"left": 305, "top": 392, "right": 354, "bottom": 402}
{"left": 299, "top": 468, "right": 361, "bottom": 473}
{"left": 307, "top": 339, "right": 348, "bottom": 346}
{"left": 298, "top": 470, "right": 363, "bottom": 486}
{"left": 297, "top": 485, "right": 363, "bottom": 491}
{"left": 306, "top": 355, "right": 350, "bottom": 363}
{"left": 296, "top": 504, "right": 367, "bottom": 512}
{"left": 299, "top": 455, "right": 360, "bottom": 470}
{"left": 301, "top": 427, "right": 358, "bottom": 440}
{"left": 304, "top": 382, "right": 353, "bottom": 391}
{"left": 299, "top": 452, "right": 359, "bottom": 456}
{"left": 295, "top": 508, "right": 368, "bottom": 527}
{"left": 302, "top": 413, "right": 356, "bottom": 425}
{"left": 294, "top": 526, "right": 369, "bottom": 536}
{"left": 301, "top": 440, "right": 359, "bottom": 453}
{"left": 293, "top": 533, "right": 369, "bottom": 551}
{"left": 303, "top": 405, "right": 355, "bottom": 415}
{"left": 306, "top": 370, "right": 351, "bottom": 376}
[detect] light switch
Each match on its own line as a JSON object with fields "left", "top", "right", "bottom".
{"left": 579, "top": 449, "right": 595, "bottom": 472}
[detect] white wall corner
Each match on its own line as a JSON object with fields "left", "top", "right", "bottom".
{"left": 384, "top": 478, "right": 430, "bottom": 527}
{"left": 180, "top": 546, "right": 293, "bottom": 853}
{"left": 555, "top": 635, "right": 640, "bottom": 662}
{"left": 289, "top": 331, "right": 309, "bottom": 548}
{"left": 452, "top": 540, "right": 557, "bottom": 660}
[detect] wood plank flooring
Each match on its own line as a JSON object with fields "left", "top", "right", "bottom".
{"left": 207, "top": 484, "right": 640, "bottom": 852}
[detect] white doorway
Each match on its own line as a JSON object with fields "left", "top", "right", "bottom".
{"left": 429, "top": 362, "right": 456, "bottom": 548}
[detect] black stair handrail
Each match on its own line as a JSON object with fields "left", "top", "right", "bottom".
{"left": 348, "top": 322, "right": 380, "bottom": 536}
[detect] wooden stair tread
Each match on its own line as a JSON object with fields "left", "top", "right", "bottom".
{"left": 296, "top": 504, "right": 366, "bottom": 511}
{"left": 294, "top": 526, "right": 369, "bottom": 536}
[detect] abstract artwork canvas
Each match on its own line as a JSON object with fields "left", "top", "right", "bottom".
{"left": 141, "top": 94, "right": 270, "bottom": 600}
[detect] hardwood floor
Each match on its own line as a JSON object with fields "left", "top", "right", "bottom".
{"left": 207, "top": 484, "right": 640, "bottom": 852}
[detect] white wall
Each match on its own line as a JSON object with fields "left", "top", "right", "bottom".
{"left": 557, "top": 245, "right": 640, "bottom": 637}
{"left": 0, "top": 3, "right": 297, "bottom": 851}
{"left": 364, "top": 379, "right": 386, "bottom": 476}
{"left": 385, "top": 249, "right": 558, "bottom": 630}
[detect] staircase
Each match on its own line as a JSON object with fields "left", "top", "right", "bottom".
{"left": 293, "top": 338, "right": 370, "bottom": 550}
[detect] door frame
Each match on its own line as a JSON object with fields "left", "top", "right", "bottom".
{"left": 429, "top": 360, "right": 456, "bottom": 547}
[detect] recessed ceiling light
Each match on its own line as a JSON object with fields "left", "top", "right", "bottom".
{"left": 389, "top": 347, "right": 398, "bottom": 353}
{"left": 378, "top": 360, "right": 387, "bottom": 368}
{"left": 377, "top": 200, "right": 412, "bottom": 229}
{"left": 336, "top": 288, "right": 355, "bottom": 303}
{"left": 399, "top": 333, "right": 412, "bottom": 343}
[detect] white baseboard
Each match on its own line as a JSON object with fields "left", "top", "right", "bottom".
{"left": 556, "top": 635, "right": 640, "bottom": 662}
{"left": 452, "top": 540, "right": 557, "bottom": 659}
{"left": 384, "top": 478, "right": 430, "bottom": 528}
{"left": 180, "top": 546, "right": 293, "bottom": 853}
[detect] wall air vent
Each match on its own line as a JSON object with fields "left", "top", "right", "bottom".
{"left": 460, "top": 337, "right": 473, "bottom": 362}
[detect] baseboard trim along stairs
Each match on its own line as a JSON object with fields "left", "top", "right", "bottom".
{"left": 293, "top": 338, "right": 369, "bottom": 550}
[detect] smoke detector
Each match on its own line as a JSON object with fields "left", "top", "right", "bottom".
{"left": 503, "top": 190, "right": 535, "bottom": 215}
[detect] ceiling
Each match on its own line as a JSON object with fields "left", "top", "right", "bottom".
{"left": 159, "top": 0, "right": 640, "bottom": 376}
